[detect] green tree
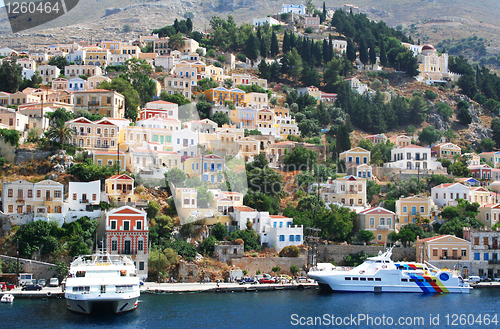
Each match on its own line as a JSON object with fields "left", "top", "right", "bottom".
{"left": 147, "top": 200, "right": 160, "bottom": 219}
{"left": 123, "top": 58, "right": 156, "bottom": 105}
{"left": 290, "top": 265, "right": 300, "bottom": 277}
{"left": 245, "top": 32, "right": 259, "bottom": 62}
{"left": 297, "top": 195, "right": 325, "bottom": 212}
{"left": 0, "top": 129, "right": 20, "bottom": 147}
{"left": 196, "top": 186, "right": 213, "bottom": 208}
{"left": 357, "top": 230, "right": 375, "bottom": 244}
{"left": 457, "top": 100, "right": 472, "bottom": 125}
{"left": 212, "top": 222, "right": 227, "bottom": 240}
{"left": 283, "top": 146, "right": 317, "bottom": 171}
{"left": 98, "top": 77, "right": 141, "bottom": 120}
{"left": 169, "top": 33, "right": 186, "bottom": 50}
{"left": 165, "top": 168, "right": 187, "bottom": 186}
{"left": 148, "top": 247, "right": 179, "bottom": 281}
{"left": 0, "top": 60, "right": 22, "bottom": 93}
{"left": 200, "top": 236, "right": 217, "bottom": 256}
{"left": 435, "top": 102, "right": 453, "bottom": 122}
{"left": 480, "top": 138, "right": 495, "bottom": 152}
{"left": 418, "top": 126, "right": 442, "bottom": 146}
{"left": 164, "top": 239, "right": 197, "bottom": 261}
{"left": 45, "top": 122, "right": 75, "bottom": 145}
{"left": 288, "top": 48, "right": 303, "bottom": 82}
{"left": 298, "top": 118, "right": 321, "bottom": 137}
{"left": 229, "top": 229, "right": 261, "bottom": 251}
{"left": 492, "top": 118, "right": 500, "bottom": 147}
{"left": 160, "top": 91, "right": 191, "bottom": 105}
{"left": 48, "top": 56, "right": 70, "bottom": 71}
{"left": 243, "top": 192, "right": 280, "bottom": 214}
{"left": 211, "top": 112, "right": 231, "bottom": 126}
{"left": 271, "top": 31, "right": 279, "bottom": 57}
{"left": 366, "top": 180, "right": 381, "bottom": 203}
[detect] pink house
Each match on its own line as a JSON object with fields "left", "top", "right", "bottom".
{"left": 305, "top": 16, "right": 320, "bottom": 30}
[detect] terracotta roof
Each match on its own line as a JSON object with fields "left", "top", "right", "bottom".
{"left": 419, "top": 235, "right": 446, "bottom": 242}
{"left": 92, "top": 150, "right": 125, "bottom": 155}
{"left": 148, "top": 100, "right": 176, "bottom": 104}
{"left": 234, "top": 206, "right": 255, "bottom": 212}
{"left": 269, "top": 215, "right": 289, "bottom": 219}
{"left": 108, "top": 174, "right": 133, "bottom": 180}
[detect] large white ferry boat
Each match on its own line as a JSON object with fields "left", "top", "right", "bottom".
{"left": 65, "top": 251, "right": 140, "bottom": 314}
{"left": 308, "top": 248, "right": 471, "bottom": 294}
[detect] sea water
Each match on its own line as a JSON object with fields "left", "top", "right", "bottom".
{"left": 1, "top": 288, "right": 499, "bottom": 328}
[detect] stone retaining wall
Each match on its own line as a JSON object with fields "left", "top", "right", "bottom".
{"left": 0, "top": 255, "right": 58, "bottom": 282}
{"left": 316, "top": 245, "right": 416, "bottom": 265}
{"left": 15, "top": 149, "right": 53, "bottom": 164}
{"left": 230, "top": 256, "right": 307, "bottom": 276}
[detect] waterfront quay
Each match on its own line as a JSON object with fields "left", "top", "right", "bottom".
{"left": 142, "top": 281, "right": 318, "bottom": 294}
{"left": 1, "top": 286, "right": 64, "bottom": 298}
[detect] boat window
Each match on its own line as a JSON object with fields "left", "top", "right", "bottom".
{"left": 352, "top": 277, "right": 359, "bottom": 281}
{"left": 344, "top": 277, "right": 351, "bottom": 280}
{"left": 425, "top": 278, "right": 432, "bottom": 282}
{"left": 409, "top": 279, "right": 416, "bottom": 282}
{"left": 360, "top": 277, "right": 366, "bottom": 281}
{"left": 375, "top": 260, "right": 382, "bottom": 263}
{"left": 417, "top": 279, "right": 424, "bottom": 282}
{"left": 367, "top": 278, "right": 374, "bottom": 281}
{"left": 375, "top": 278, "right": 381, "bottom": 281}
{"left": 401, "top": 278, "right": 408, "bottom": 282}
{"left": 433, "top": 280, "right": 437, "bottom": 282}
{"left": 76, "top": 271, "right": 86, "bottom": 277}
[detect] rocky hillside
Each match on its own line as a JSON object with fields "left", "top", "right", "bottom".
{"left": 1, "top": 0, "right": 500, "bottom": 51}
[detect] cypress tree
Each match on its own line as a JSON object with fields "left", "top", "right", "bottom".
{"left": 322, "top": 39, "right": 330, "bottom": 64}
{"left": 282, "top": 31, "right": 290, "bottom": 53}
{"left": 359, "top": 37, "right": 369, "bottom": 67}
{"left": 271, "top": 31, "right": 279, "bottom": 57}
{"left": 186, "top": 18, "right": 193, "bottom": 32}
{"left": 379, "top": 39, "right": 387, "bottom": 67}
{"left": 369, "top": 44, "right": 377, "bottom": 66}
{"left": 245, "top": 32, "right": 260, "bottom": 62}
{"left": 346, "top": 38, "right": 356, "bottom": 62}
{"left": 322, "top": 1, "right": 327, "bottom": 23}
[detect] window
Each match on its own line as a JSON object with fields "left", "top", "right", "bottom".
{"left": 474, "top": 253, "right": 480, "bottom": 260}
{"left": 380, "top": 218, "right": 385, "bottom": 225}
{"left": 279, "top": 235, "right": 285, "bottom": 241}
{"left": 8, "top": 205, "right": 13, "bottom": 212}
{"left": 111, "top": 220, "right": 116, "bottom": 230}
{"left": 138, "top": 240, "right": 144, "bottom": 251}
{"left": 296, "top": 235, "right": 301, "bottom": 242}
{"left": 420, "top": 206, "right": 425, "bottom": 213}
{"left": 461, "top": 249, "right": 467, "bottom": 257}
{"left": 369, "top": 218, "right": 374, "bottom": 226}
{"left": 377, "top": 234, "right": 382, "bottom": 241}
{"left": 123, "top": 221, "right": 130, "bottom": 231}
{"left": 27, "top": 190, "right": 32, "bottom": 198}
{"left": 139, "top": 262, "right": 144, "bottom": 271}
{"left": 387, "top": 218, "right": 392, "bottom": 227}
{"left": 433, "top": 249, "right": 438, "bottom": 257}
{"left": 8, "top": 189, "right": 13, "bottom": 197}
{"left": 484, "top": 253, "right": 489, "bottom": 261}
{"left": 136, "top": 221, "right": 142, "bottom": 230}
{"left": 403, "top": 206, "right": 407, "bottom": 213}
{"left": 111, "top": 240, "right": 117, "bottom": 251}
{"left": 55, "top": 190, "right": 61, "bottom": 198}
{"left": 37, "top": 190, "right": 41, "bottom": 198}
{"left": 289, "top": 235, "right": 294, "bottom": 242}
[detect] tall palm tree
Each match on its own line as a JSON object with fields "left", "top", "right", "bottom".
{"left": 46, "top": 122, "right": 75, "bottom": 145}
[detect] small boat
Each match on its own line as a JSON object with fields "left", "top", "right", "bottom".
{"left": 1, "top": 294, "right": 14, "bottom": 303}
{"left": 308, "top": 247, "right": 471, "bottom": 294}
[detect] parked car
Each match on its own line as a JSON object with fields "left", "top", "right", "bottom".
{"left": 49, "top": 278, "right": 59, "bottom": 287}
{"left": 238, "top": 277, "right": 258, "bottom": 285}
{"left": 468, "top": 276, "right": 481, "bottom": 283}
{"left": 37, "top": 279, "right": 46, "bottom": 287}
{"left": 0, "top": 282, "right": 15, "bottom": 291}
{"left": 259, "top": 278, "right": 276, "bottom": 284}
{"left": 297, "top": 277, "right": 310, "bottom": 283}
{"left": 21, "top": 284, "right": 42, "bottom": 291}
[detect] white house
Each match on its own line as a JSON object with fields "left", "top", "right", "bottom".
{"left": 67, "top": 78, "right": 86, "bottom": 92}
{"left": 232, "top": 206, "right": 303, "bottom": 251}
{"left": 385, "top": 145, "right": 442, "bottom": 170}
{"left": 172, "top": 129, "right": 198, "bottom": 156}
{"left": 253, "top": 17, "right": 280, "bottom": 27}
{"left": 431, "top": 183, "right": 470, "bottom": 208}
{"left": 64, "top": 180, "right": 102, "bottom": 221}
{"left": 281, "top": 4, "right": 306, "bottom": 15}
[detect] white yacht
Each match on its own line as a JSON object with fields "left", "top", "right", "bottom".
{"left": 65, "top": 251, "right": 140, "bottom": 314}
{"left": 308, "top": 247, "right": 471, "bottom": 294}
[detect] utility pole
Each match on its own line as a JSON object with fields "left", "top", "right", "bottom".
{"left": 16, "top": 239, "right": 19, "bottom": 287}
{"left": 117, "top": 143, "right": 120, "bottom": 175}
{"left": 158, "top": 237, "right": 163, "bottom": 284}
{"left": 305, "top": 227, "right": 321, "bottom": 270}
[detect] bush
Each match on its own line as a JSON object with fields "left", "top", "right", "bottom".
{"left": 233, "top": 238, "right": 244, "bottom": 245}
{"left": 279, "top": 245, "right": 300, "bottom": 257}
{"left": 236, "top": 54, "right": 246, "bottom": 62}
{"left": 164, "top": 239, "right": 197, "bottom": 261}
{"left": 228, "top": 230, "right": 260, "bottom": 251}
{"left": 217, "top": 55, "right": 226, "bottom": 63}
{"left": 272, "top": 266, "right": 282, "bottom": 273}
{"left": 425, "top": 89, "right": 438, "bottom": 101}
{"left": 290, "top": 265, "right": 300, "bottom": 276}
{"left": 304, "top": 27, "right": 313, "bottom": 33}
{"left": 206, "top": 49, "right": 216, "bottom": 57}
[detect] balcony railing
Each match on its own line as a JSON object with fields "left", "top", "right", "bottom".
{"left": 377, "top": 225, "right": 391, "bottom": 230}
{"left": 489, "top": 245, "right": 499, "bottom": 250}
{"left": 16, "top": 197, "right": 25, "bottom": 203}
{"left": 80, "top": 199, "right": 89, "bottom": 204}
{"left": 45, "top": 197, "right": 53, "bottom": 201}
{"left": 88, "top": 102, "right": 100, "bottom": 107}
{"left": 440, "top": 256, "right": 462, "bottom": 260}
{"left": 488, "top": 259, "right": 500, "bottom": 264}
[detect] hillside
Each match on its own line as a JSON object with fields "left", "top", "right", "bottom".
{"left": 1, "top": 0, "right": 500, "bottom": 52}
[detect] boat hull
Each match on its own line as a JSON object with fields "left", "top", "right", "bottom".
{"left": 66, "top": 297, "right": 139, "bottom": 314}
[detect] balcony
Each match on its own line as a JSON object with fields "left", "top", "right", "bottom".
{"left": 80, "top": 199, "right": 89, "bottom": 204}
{"left": 88, "top": 102, "right": 100, "bottom": 107}
{"left": 488, "top": 259, "right": 500, "bottom": 264}
{"left": 490, "top": 245, "right": 499, "bottom": 250}
{"left": 45, "top": 197, "right": 53, "bottom": 201}
{"left": 77, "top": 132, "right": 87, "bottom": 136}
{"left": 16, "top": 197, "right": 25, "bottom": 203}
{"left": 377, "top": 225, "right": 391, "bottom": 230}
{"left": 439, "top": 256, "right": 462, "bottom": 260}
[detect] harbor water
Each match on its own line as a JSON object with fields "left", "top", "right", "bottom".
{"left": 1, "top": 288, "right": 499, "bottom": 328}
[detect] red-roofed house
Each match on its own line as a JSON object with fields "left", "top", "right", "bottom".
{"left": 431, "top": 142, "right": 461, "bottom": 160}
{"left": 415, "top": 235, "right": 471, "bottom": 275}
{"left": 358, "top": 206, "right": 396, "bottom": 244}
{"left": 139, "top": 100, "right": 179, "bottom": 121}
{"left": 468, "top": 164, "right": 492, "bottom": 184}
{"left": 431, "top": 183, "right": 470, "bottom": 207}
{"left": 106, "top": 206, "right": 149, "bottom": 279}
{"left": 469, "top": 187, "right": 491, "bottom": 207}
{"left": 105, "top": 174, "right": 136, "bottom": 203}
{"left": 363, "top": 134, "right": 387, "bottom": 145}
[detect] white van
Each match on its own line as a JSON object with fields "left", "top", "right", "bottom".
{"left": 467, "top": 276, "right": 481, "bottom": 283}
{"left": 49, "top": 278, "right": 59, "bottom": 287}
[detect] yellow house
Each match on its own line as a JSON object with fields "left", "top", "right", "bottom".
{"left": 230, "top": 107, "right": 257, "bottom": 129}
{"left": 84, "top": 47, "right": 110, "bottom": 68}
{"left": 339, "top": 147, "right": 371, "bottom": 166}
{"left": 73, "top": 89, "right": 126, "bottom": 118}
{"left": 179, "top": 38, "right": 200, "bottom": 55}
{"left": 246, "top": 93, "right": 268, "bottom": 109}
{"left": 389, "top": 135, "right": 411, "bottom": 148}
{"left": 101, "top": 40, "right": 122, "bottom": 54}
{"left": 395, "top": 196, "right": 437, "bottom": 229}
{"left": 476, "top": 204, "right": 500, "bottom": 227}
{"left": 431, "top": 142, "right": 461, "bottom": 160}
{"left": 480, "top": 152, "right": 500, "bottom": 169}
{"left": 122, "top": 45, "right": 141, "bottom": 58}
{"left": 232, "top": 73, "right": 267, "bottom": 89}
{"left": 182, "top": 154, "right": 225, "bottom": 183}
{"left": 464, "top": 152, "right": 480, "bottom": 166}
{"left": 175, "top": 60, "right": 206, "bottom": 79}
{"left": 87, "top": 75, "right": 111, "bottom": 90}
{"left": 236, "top": 137, "right": 260, "bottom": 162}
{"left": 160, "top": 152, "right": 182, "bottom": 170}
{"left": 67, "top": 117, "right": 130, "bottom": 150}
{"left": 33, "top": 179, "right": 64, "bottom": 215}
{"left": 358, "top": 206, "right": 396, "bottom": 244}
{"left": 256, "top": 109, "right": 274, "bottom": 129}
{"left": 320, "top": 175, "right": 367, "bottom": 208}
{"left": 119, "top": 123, "right": 175, "bottom": 152}
{"left": 105, "top": 174, "right": 136, "bottom": 203}
{"left": 10, "top": 91, "right": 40, "bottom": 105}
{"left": 92, "top": 150, "right": 126, "bottom": 171}
{"left": 204, "top": 87, "right": 246, "bottom": 107}
{"left": 416, "top": 235, "right": 471, "bottom": 263}
{"left": 206, "top": 65, "right": 224, "bottom": 83}
{"left": 469, "top": 187, "right": 492, "bottom": 207}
